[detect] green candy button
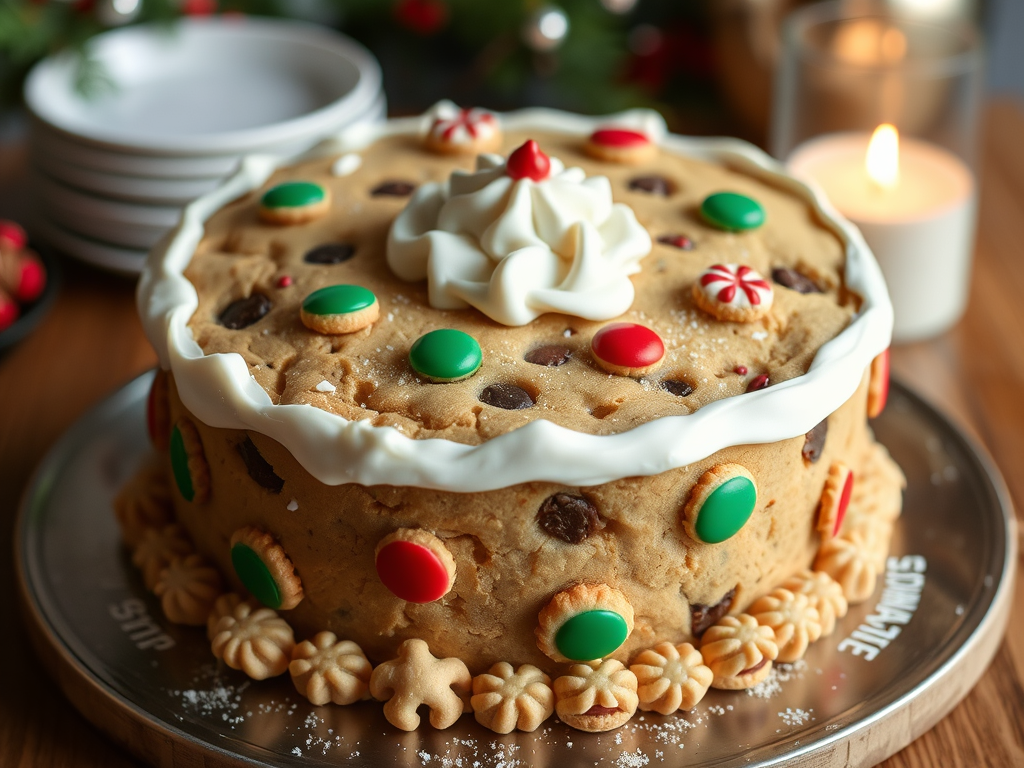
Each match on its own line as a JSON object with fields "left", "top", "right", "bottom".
{"left": 700, "top": 192, "right": 765, "bottom": 231}
{"left": 302, "top": 284, "right": 376, "bottom": 316}
{"left": 555, "top": 609, "right": 630, "bottom": 661}
{"left": 231, "top": 542, "right": 282, "bottom": 609}
{"left": 409, "top": 329, "right": 483, "bottom": 382}
{"left": 695, "top": 476, "right": 757, "bottom": 543}
{"left": 261, "top": 181, "right": 326, "bottom": 210}
{"left": 169, "top": 424, "right": 194, "bottom": 502}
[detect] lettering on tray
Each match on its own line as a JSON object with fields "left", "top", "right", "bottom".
{"left": 109, "top": 598, "right": 175, "bottom": 651}
{"left": 837, "top": 555, "right": 926, "bottom": 661}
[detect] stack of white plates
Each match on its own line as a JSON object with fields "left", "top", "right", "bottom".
{"left": 25, "top": 17, "right": 384, "bottom": 274}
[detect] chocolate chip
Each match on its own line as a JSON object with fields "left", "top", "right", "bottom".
{"left": 657, "top": 234, "right": 694, "bottom": 250}
{"left": 628, "top": 176, "right": 674, "bottom": 196}
{"left": 537, "top": 493, "right": 602, "bottom": 544}
{"left": 772, "top": 267, "right": 822, "bottom": 294}
{"left": 304, "top": 243, "right": 356, "bottom": 264}
{"left": 236, "top": 436, "right": 284, "bottom": 493}
{"left": 802, "top": 417, "right": 828, "bottom": 464}
{"left": 480, "top": 383, "right": 534, "bottom": 410}
{"left": 524, "top": 344, "right": 572, "bottom": 367}
{"left": 690, "top": 587, "right": 736, "bottom": 637}
{"left": 219, "top": 294, "right": 271, "bottom": 330}
{"left": 371, "top": 181, "right": 416, "bottom": 197}
{"left": 661, "top": 379, "right": 693, "bottom": 397}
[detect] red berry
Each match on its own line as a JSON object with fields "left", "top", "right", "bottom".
{"left": 0, "top": 220, "right": 26, "bottom": 250}
{"left": 276, "top": 275, "right": 293, "bottom": 288}
{"left": 17, "top": 259, "right": 46, "bottom": 303}
{"left": 506, "top": 140, "right": 551, "bottom": 182}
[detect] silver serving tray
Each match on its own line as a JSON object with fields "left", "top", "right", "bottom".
{"left": 15, "top": 372, "right": 1017, "bottom": 767}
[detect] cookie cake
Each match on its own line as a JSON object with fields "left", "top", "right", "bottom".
{"left": 122, "top": 102, "right": 904, "bottom": 734}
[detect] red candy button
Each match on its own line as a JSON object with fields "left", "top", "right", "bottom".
{"left": 835, "top": 471, "right": 854, "bottom": 536}
{"left": 506, "top": 140, "right": 551, "bottom": 182}
{"left": 376, "top": 540, "right": 453, "bottom": 603}
{"left": 0, "top": 221, "right": 26, "bottom": 250}
{"left": 589, "top": 128, "right": 650, "bottom": 148}
{"left": 591, "top": 322, "right": 665, "bottom": 377}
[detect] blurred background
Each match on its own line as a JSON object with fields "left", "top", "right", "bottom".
{"left": 1, "top": 0, "right": 1021, "bottom": 145}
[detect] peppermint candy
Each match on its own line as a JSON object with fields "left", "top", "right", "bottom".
{"left": 693, "top": 264, "right": 773, "bottom": 323}
{"left": 426, "top": 107, "right": 501, "bottom": 154}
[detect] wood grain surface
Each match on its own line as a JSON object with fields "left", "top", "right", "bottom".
{"left": 1, "top": 101, "right": 1022, "bottom": 768}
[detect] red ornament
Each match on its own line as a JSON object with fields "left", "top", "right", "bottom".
{"left": 182, "top": 0, "right": 217, "bottom": 16}
{"left": 276, "top": 275, "right": 293, "bottom": 288}
{"left": 394, "top": 0, "right": 449, "bottom": 35}
{"left": 17, "top": 259, "right": 46, "bottom": 303}
{"left": 835, "top": 471, "right": 854, "bottom": 536}
{"left": 506, "top": 140, "right": 551, "bottom": 182}
{"left": 746, "top": 374, "right": 769, "bottom": 392}
{"left": 0, "top": 221, "right": 26, "bottom": 251}
{"left": 0, "top": 295, "right": 18, "bottom": 332}
{"left": 591, "top": 323, "right": 665, "bottom": 376}
{"left": 589, "top": 128, "right": 650, "bottom": 149}
{"left": 867, "top": 348, "right": 890, "bottom": 418}
{"left": 376, "top": 540, "right": 452, "bottom": 603}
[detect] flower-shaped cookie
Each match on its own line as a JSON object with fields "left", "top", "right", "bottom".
{"left": 536, "top": 582, "right": 634, "bottom": 663}
{"left": 814, "top": 532, "right": 878, "bottom": 604}
{"left": 700, "top": 613, "right": 778, "bottom": 690}
{"left": 553, "top": 659, "right": 638, "bottom": 732}
{"left": 207, "top": 592, "right": 248, "bottom": 640}
{"left": 113, "top": 456, "right": 174, "bottom": 548}
{"left": 290, "top": 632, "right": 373, "bottom": 706}
{"left": 471, "top": 662, "right": 554, "bottom": 734}
{"left": 132, "top": 524, "right": 193, "bottom": 590}
{"left": 154, "top": 554, "right": 224, "bottom": 626}
{"left": 630, "top": 642, "right": 712, "bottom": 714}
{"left": 780, "top": 570, "right": 848, "bottom": 637}
{"left": 146, "top": 368, "right": 171, "bottom": 449}
{"left": 369, "top": 639, "right": 471, "bottom": 731}
{"left": 748, "top": 588, "right": 822, "bottom": 663}
{"left": 230, "top": 526, "right": 304, "bottom": 610}
{"left": 210, "top": 601, "right": 295, "bottom": 680}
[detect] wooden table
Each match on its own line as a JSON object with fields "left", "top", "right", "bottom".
{"left": 1, "top": 102, "right": 1021, "bottom": 768}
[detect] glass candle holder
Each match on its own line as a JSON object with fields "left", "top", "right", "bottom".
{"left": 770, "top": 0, "right": 983, "bottom": 343}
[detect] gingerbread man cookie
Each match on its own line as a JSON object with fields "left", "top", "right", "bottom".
{"left": 369, "top": 639, "right": 471, "bottom": 731}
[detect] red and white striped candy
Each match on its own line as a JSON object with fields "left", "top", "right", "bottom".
{"left": 426, "top": 107, "right": 501, "bottom": 154}
{"left": 693, "top": 263, "right": 773, "bottom": 323}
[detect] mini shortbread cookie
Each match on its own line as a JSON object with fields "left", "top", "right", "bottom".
{"left": 299, "top": 284, "right": 380, "bottom": 335}
{"left": 682, "top": 463, "right": 758, "bottom": 545}
{"left": 132, "top": 524, "right": 193, "bottom": 591}
{"left": 374, "top": 528, "right": 457, "bottom": 604}
{"left": 553, "top": 659, "right": 639, "bottom": 732}
{"left": 584, "top": 127, "right": 657, "bottom": 164}
{"left": 814, "top": 533, "right": 878, "bottom": 604}
{"left": 146, "top": 369, "right": 171, "bottom": 450}
{"left": 113, "top": 455, "right": 173, "bottom": 548}
{"left": 630, "top": 641, "right": 713, "bottom": 714}
{"left": 289, "top": 631, "right": 373, "bottom": 706}
{"left": 369, "top": 639, "right": 471, "bottom": 731}
{"left": 210, "top": 601, "right": 295, "bottom": 680}
{"left": 817, "top": 462, "right": 854, "bottom": 540}
{"left": 780, "top": 570, "right": 848, "bottom": 638}
{"left": 169, "top": 418, "right": 210, "bottom": 504}
{"left": 748, "top": 588, "right": 822, "bottom": 663}
{"left": 154, "top": 554, "right": 224, "bottom": 626}
{"left": 470, "top": 662, "right": 554, "bottom": 734}
{"left": 229, "top": 526, "right": 304, "bottom": 610}
{"left": 258, "top": 181, "right": 330, "bottom": 225}
{"left": 206, "top": 592, "right": 248, "bottom": 641}
{"left": 425, "top": 106, "right": 502, "bottom": 155}
{"left": 536, "top": 582, "right": 635, "bottom": 664}
{"left": 701, "top": 614, "right": 779, "bottom": 690}
{"left": 692, "top": 263, "right": 774, "bottom": 323}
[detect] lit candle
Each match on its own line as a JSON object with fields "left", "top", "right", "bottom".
{"left": 787, "top": 125, "right": 976, "bottom": 342}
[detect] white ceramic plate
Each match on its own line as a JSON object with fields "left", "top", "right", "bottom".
{"left": 32, "top": 153, "right": 223, "bottom": 205}
{"left": 34, "top": 215, "right": 147, "bottom": 275}
{"left": 24, "top": 17, "right": 382, "bottom": 155}
{"left": 42, "top": 206, "right": 167, "bottom": 250}
{"left": 33, "top": 173, "right": 181, "bottom": 228}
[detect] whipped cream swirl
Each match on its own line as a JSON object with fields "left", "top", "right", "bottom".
{"left": 387, "top": 152, "right": 652, "bottom": 326}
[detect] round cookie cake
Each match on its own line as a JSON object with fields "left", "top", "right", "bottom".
{"left": 126, "top": 103, "right": 904, "bottom": 733}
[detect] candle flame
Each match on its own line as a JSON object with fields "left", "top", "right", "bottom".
{"left": 866, "top": 124, "right": 899, "bottom": 190}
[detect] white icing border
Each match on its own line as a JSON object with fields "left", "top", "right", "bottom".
{"left": 138, "top": 104, "right": 893, "bottom": 492}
